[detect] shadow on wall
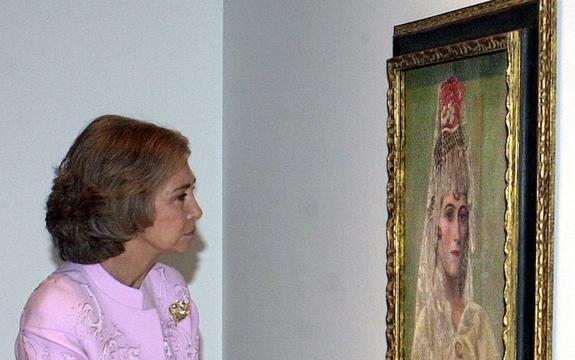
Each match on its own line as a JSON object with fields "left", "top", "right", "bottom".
{"left": 160, "top": 232, "right": 206, "bottom": 284}
{"left": 161, "top": 233, "right": 206, "bottom": 360}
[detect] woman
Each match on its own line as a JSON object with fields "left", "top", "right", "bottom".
{"left": 411, "top": 77, "right": 499, "bottom": 359}
{"left": 15, "top": 115, "right": 203, "bottom": 359}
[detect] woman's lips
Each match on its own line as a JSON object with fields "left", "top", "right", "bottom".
{"left": 450, "top": 250, "right": 461, "bottom": 256}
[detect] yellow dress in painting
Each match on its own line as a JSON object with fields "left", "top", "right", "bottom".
{"left": 411, "top": 300, "right": 499, "bottom": 360}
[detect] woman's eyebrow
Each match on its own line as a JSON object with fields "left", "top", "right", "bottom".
{"left": 170, "top": 178, "right": 197, "bottom": 194}
{"left": 170, "top": 183, "right": 192, "bottom": 194}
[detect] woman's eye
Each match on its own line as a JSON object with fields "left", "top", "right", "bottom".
{"left": 443, "top": 208, "right": 454, "bottom": 221}
{"left": 177, "top": 193, "right": 188, "bottom": 202}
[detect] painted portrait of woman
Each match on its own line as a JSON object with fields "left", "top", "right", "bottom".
{"left": 410, "top": 77, "right": 499, "bottom": 359}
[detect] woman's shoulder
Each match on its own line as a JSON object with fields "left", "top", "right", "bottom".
{"left": 20, "top": 263, "right": 92, "bottom": 329}
{"left": 27, "top": 263, "right": 91, "bottom": 304}
{"left": 458, "top": 301, "right": 500, "bottom": 357}
{"left": 151, "top": 262, "right": 187, "bottom": 283}
{"left": 146, "top": 263, "right": 192, "bottom": 298}
{"left": 459, "top": 301, "right": 495, "bottom": 333}
{"left": 146, "top": 262, "right": 188, "bottom": 291}
{"left": 463, "top": 301, "right": 490, "bottom": 319}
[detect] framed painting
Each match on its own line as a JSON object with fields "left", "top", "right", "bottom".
{"left": 385, "top": 1, "right": 556, "bottom": 360}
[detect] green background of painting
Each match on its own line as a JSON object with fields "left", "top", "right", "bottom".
{"left": 403, "top": 52, "right": 507, "bottom": 358}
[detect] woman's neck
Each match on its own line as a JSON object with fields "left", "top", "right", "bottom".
{"left": 100, "top": 240, "right": 158, "bottom": 288}
{"left": 442, "top": 271, "right": 465, "bottom": 329}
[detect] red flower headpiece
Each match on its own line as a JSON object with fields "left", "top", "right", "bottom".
{"left": 439, "top": 77, "right": 464, "bottom": 131}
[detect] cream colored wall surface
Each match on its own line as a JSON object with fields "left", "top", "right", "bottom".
{"left": 0, "top": 2, "right": 222, "bottom": 359}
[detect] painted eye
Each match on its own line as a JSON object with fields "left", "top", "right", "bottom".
{"left": 459, "top": 209, "right": 469, "bottom": 222}
{"left": 443, "top": 208, "right": 455, "bottom": 221}
{"left": 177, "top": 193, "right": 188, "bottom": 202}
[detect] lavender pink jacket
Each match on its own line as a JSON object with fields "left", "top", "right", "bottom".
{"left": 15, "top": 262, "right": 199, "bottom": 359}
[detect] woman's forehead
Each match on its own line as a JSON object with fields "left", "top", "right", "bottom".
{"left": 170, "top": 164, "right": 194, "bottom": 184}
{"left": 160, "top": 163, "right": 195, "bottom": 192}
{"left": 441, "top": 190, "right": 468, "bottom": 207}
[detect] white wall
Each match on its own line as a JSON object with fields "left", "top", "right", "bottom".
{"left": 0, "top": 1, "right": 222, "bottom": 359}
{"left": 223, "top": 0, "right": 575, "bottom": 359}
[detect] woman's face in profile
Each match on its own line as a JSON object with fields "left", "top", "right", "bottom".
{"left": 437, "top": 190, "right": 469, "bottom": 280}
{"left": 137, "top": 161, "right": 203, "bottom": 256}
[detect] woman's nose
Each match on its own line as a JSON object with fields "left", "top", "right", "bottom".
{"left": 453, "top": 221, "right": 460, "bottom": 243}
{"left": 187, "top": 196, "right": 203, "bottom": 221}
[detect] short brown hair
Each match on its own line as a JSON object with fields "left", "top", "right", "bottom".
{"left": 46, "top": 115, "right": 190, "bottom": 264}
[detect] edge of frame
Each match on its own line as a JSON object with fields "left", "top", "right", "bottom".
{"left": 534, "top": 0, "right": 556, "bottom": 359}
{"left": 388, "top": 0, "right": 557, "bottom": 358}
{"left": 386, "top": 33, "right": 511, "bottom": 359}
{"left": 386, "top": 61, "right": 402, "bottom": 360}
{"left": 503, "top": 30, "right": 521, "bottom": 360}
{"left": 394, "top": 0, "right": 534, "bottom": 37}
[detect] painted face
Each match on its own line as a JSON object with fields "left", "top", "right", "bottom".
{"left": 437, "top": 191, "right": 469, "bottom": 280}
{"left": 138, "top": 161, "right": 203, "bottom": 256}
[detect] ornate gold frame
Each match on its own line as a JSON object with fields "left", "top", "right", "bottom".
{"left": 534, "top": 1, "right": 556, "bottom": 359}
{"left": 385, "top": 1, "right": 556, "bottom": 359}
{"left": 387, "top": 31, "right": 520, "bottom": 360}
{"left": 394, "top": 0, "right": 533, "bottom": 37}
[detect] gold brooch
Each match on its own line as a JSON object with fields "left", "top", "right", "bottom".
{"left": 169, "top": 300, "right": 191, "bottom": 326}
